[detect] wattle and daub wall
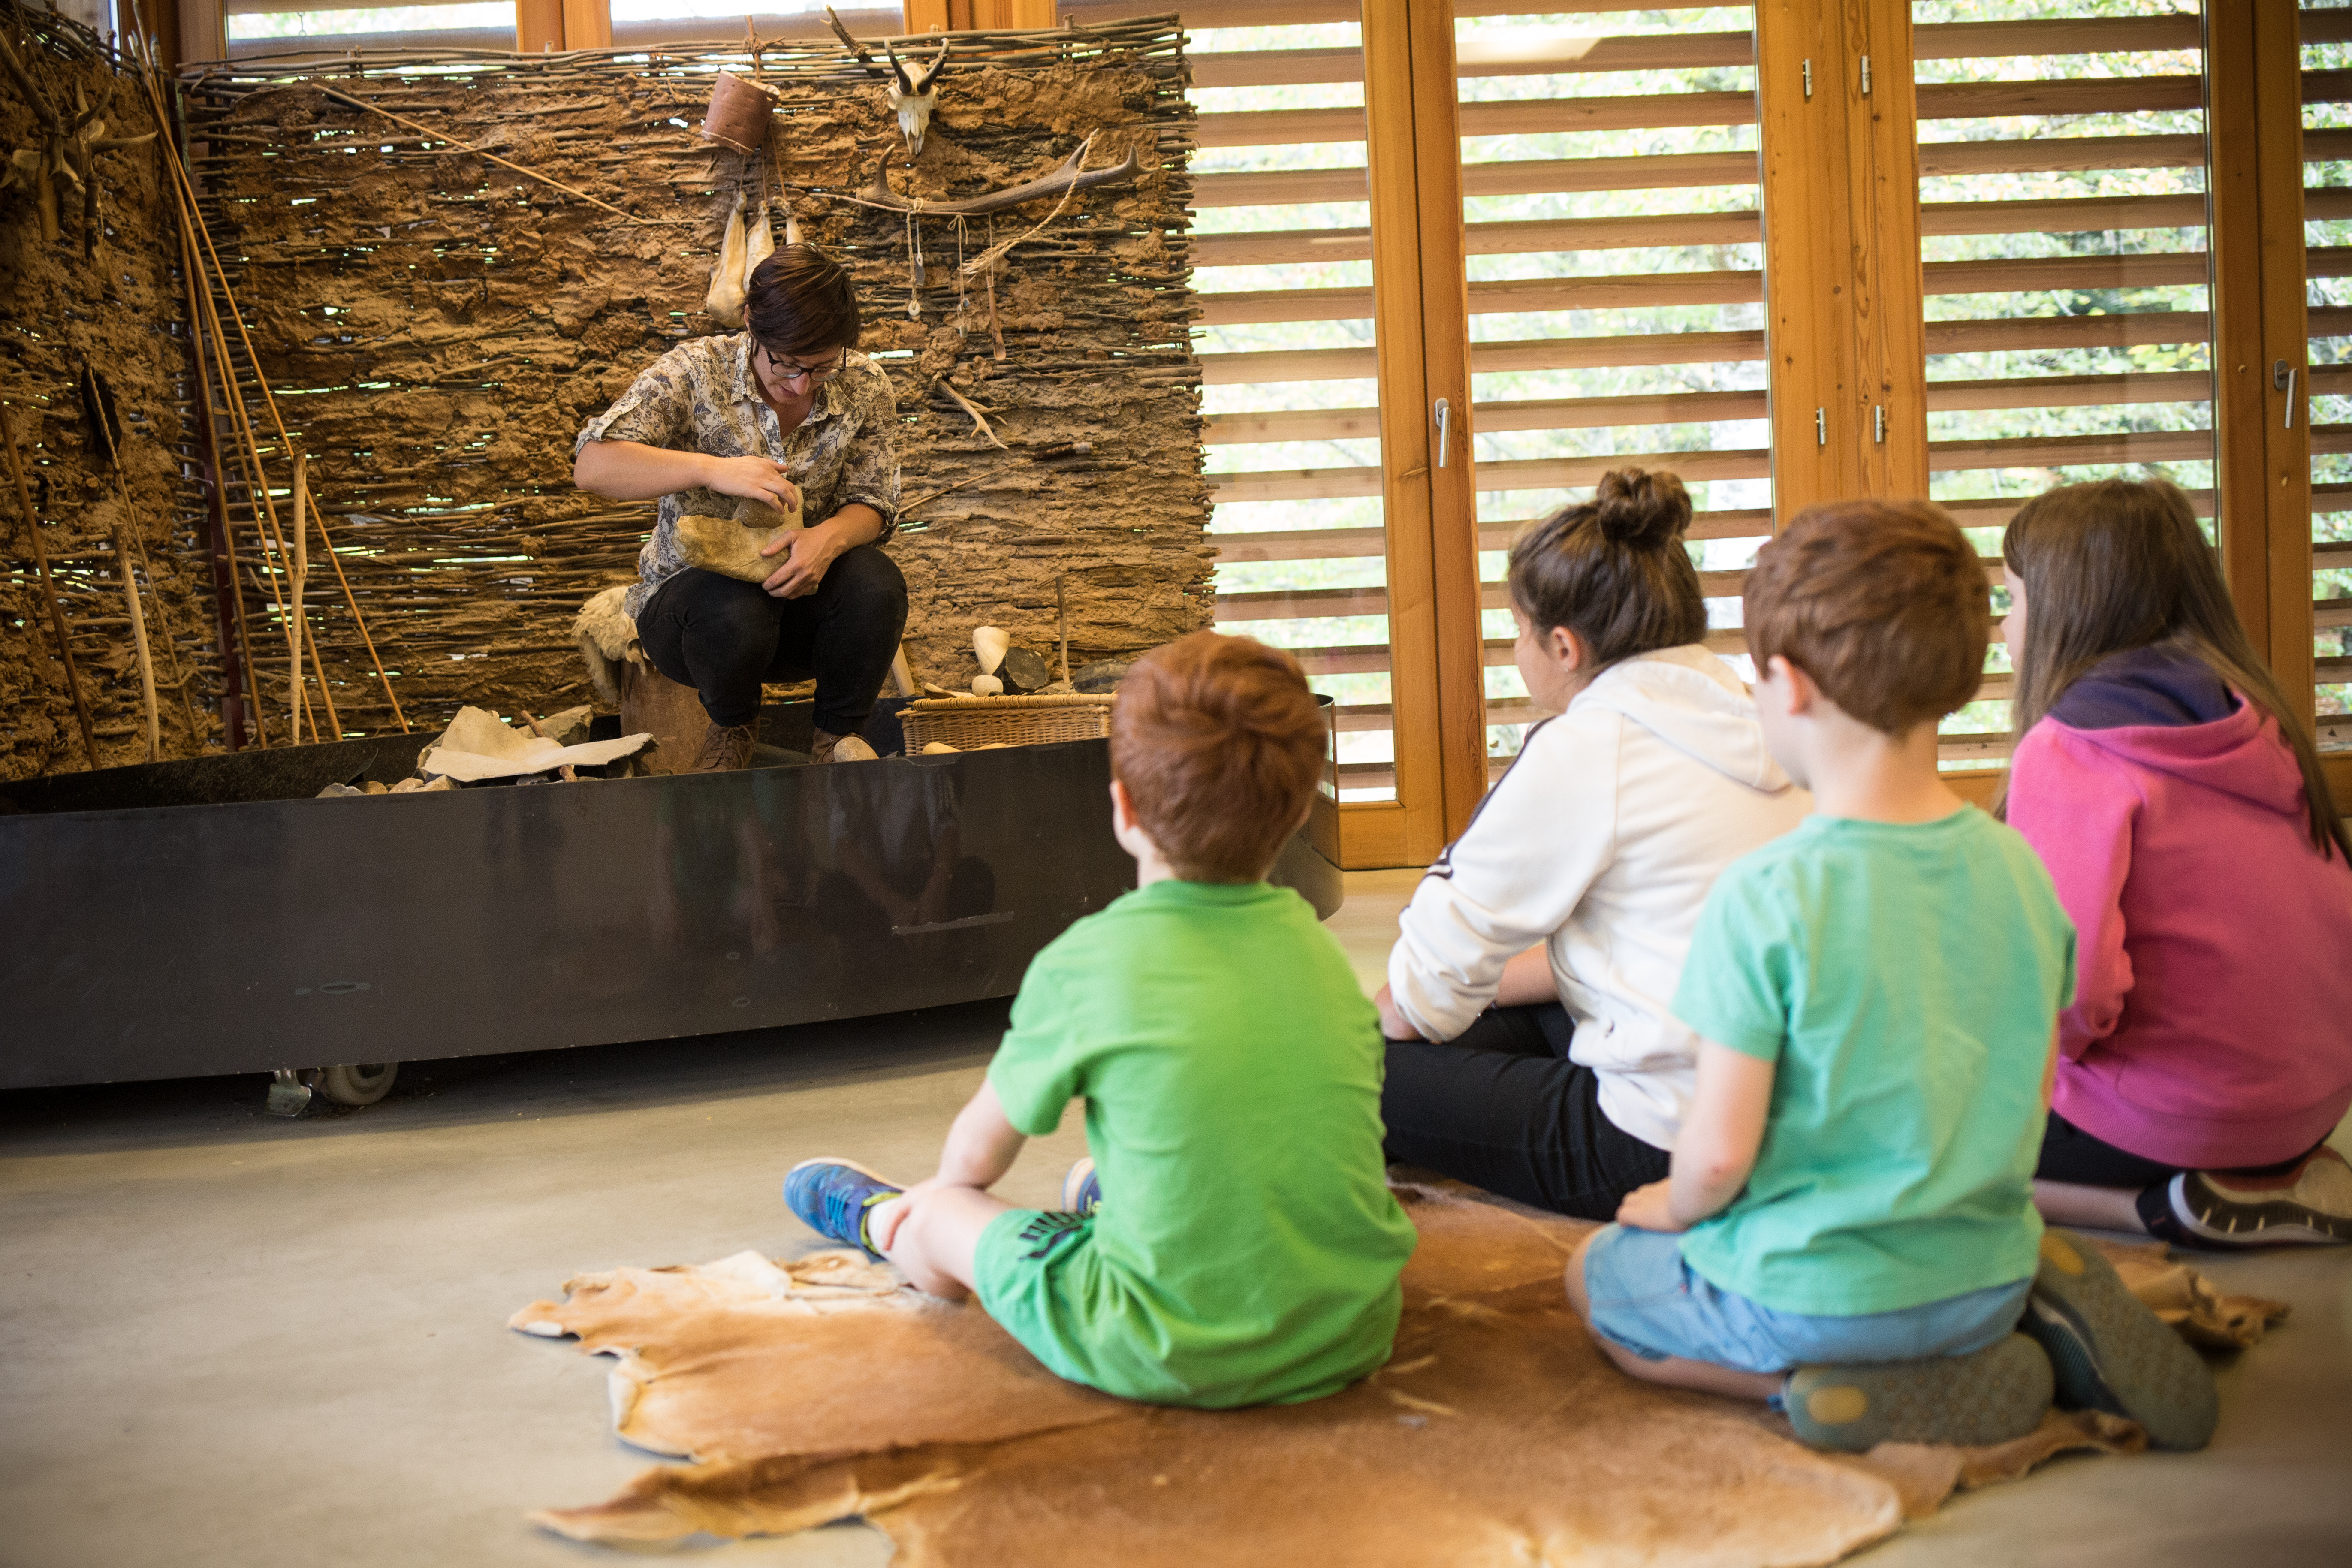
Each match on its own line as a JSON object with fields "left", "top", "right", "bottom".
{"left": 1, "top": 1, "right": 212, "bottom": 778}
{"left": 3, "top": 16, "right": 1207, "bottom": 774}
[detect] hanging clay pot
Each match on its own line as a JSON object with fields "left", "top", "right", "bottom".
{"left": 699, "top": 72, "right": 777, "bottom": 156}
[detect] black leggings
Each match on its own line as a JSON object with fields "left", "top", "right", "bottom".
{"left": 1381, "top": 1002, "right": 1671, "bottom": 1221}
{"left": 636, "top": 548, "right": 908, "bottom": 733}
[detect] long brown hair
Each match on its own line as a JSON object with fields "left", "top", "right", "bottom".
{"left": 1508, "top": 467, "right": 1706, "bottom": 666}
{"left": 2001, "top": 478, "right": 2348, "bottom": 861}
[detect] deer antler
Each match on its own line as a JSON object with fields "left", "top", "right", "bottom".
{"left": 67, "top": 70, "right": 116, "bottom": 136}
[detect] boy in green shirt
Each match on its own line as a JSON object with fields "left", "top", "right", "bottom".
{"left": 1564, "top": 501, "right": 2216, "bottom": 1453}
{"left": 786, "top": 631, "right": 1417, "bottom": 1407}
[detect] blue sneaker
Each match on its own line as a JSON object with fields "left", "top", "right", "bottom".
{"left": 1060, "top": 1156, "right": 1101, "bottom": 1215}
{"left": 784, "top": 1158, "right": 903, "bottom": 1260}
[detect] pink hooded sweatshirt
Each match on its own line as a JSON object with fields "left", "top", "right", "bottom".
{"left": 2008, "top": 656, "right": 2352, "bottom": 1170}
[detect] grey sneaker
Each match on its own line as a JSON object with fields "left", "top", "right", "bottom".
{"left": 2021, "top": 1227, "right": 2216, "bottom": 1450}
{"left": 1783, "top": 1333, "right": 2053, "bottom": 1453}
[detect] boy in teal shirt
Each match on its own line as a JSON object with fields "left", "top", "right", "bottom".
{"left": 786, "top": 631, "right": 1416, "bottom": 1407}
{"left": 1565, "top": 501, "right": 2216, "bottom": 1453}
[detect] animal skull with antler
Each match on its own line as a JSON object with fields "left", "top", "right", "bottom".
{"left": 825, "top": 7, "right": 950, "bottom": 160}
{"left": 0, "top": 27, "right": 157, "bottom": 257}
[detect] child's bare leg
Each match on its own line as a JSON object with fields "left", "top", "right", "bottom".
{"left": 2033, "top": 1179, "right": 2151, "bottom": 1234}
{"left": 874, "top": 1185, "right": 1016, "bottom": 1300}
{"left": 1566, "top": 1228, "right": 1784, "bottom": 1402}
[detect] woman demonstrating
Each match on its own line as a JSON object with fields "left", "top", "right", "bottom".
{"left": 1375, "top": 470, "right": 1810, "bottom": 1218}
{"left": 575, "top": 244, "right": 906, "bottom": 771}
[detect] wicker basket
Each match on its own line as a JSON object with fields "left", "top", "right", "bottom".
{"left": 901, "top": 692, "right": 1116, "bottom": 751}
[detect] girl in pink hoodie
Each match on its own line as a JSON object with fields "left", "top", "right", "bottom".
{"left": 2003, "top": 479, "right": 2352, "bottom": 1248}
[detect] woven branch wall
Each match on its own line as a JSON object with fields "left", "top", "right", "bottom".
{"left": 1, "top": 1, "right": 214, "bottom": 780}
{"left": 181, "top": 17, "right": 1208, "bottom": 737}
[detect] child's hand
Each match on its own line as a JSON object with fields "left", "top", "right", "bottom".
{"left": 1616, "top": 1179, "right": 1687, "bottom": 1233}
{"left": 1374, "top": 984, "right": 1423, "bottom": 1042}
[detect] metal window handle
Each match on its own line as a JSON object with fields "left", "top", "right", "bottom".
{"left": 2276, "top": 360, "right": 2298, "bottom": 429}
{"left": 1434, "top": 398, "right": 1452, "bottom": 468}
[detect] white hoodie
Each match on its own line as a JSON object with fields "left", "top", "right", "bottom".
{"left": 1387, "top": 644, "right": 1810, "bottom": 1150}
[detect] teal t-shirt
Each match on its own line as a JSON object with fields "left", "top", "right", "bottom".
{"left": 1672, "top": 808, "right": 2076, "bottom": 1317}
{"left": 979, "top": 879, "right": 1417, "bottom": 1407}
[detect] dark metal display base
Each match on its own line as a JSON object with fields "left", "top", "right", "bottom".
{"left": 0, "top": 707, "right": 1343, "bottom": 1094}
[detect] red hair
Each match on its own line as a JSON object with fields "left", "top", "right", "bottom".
{"left": 1110, "top": 632, "right": 1328, "bottom": 882}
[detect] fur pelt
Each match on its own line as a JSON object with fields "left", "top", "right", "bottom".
{"left": 574, "top": 585, "right": 642, "bottom": 709}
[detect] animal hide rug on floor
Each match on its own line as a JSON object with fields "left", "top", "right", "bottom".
{"left": 510, "top": 1183, "right": 2284, "bottom": 1565}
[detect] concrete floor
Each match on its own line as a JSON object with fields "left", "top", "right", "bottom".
{"left": 3, "top": 869, "right": 2348, "bottom": 1567}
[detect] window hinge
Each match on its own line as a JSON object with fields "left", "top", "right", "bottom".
{"left": 1860, "top": 55, "right": 1872, "bottom": 96}
{"left": 1802, "top": 58, "right": 1813, "bottom": 100}
{"left": 2275, "top": 360, "right": 2298, "bottom": 429}
{"left": 1873, "top": 404, "right": 1886, "bottom": 444}
{"left": 1815, "top": 407, "right": 1827, "bottom": 446}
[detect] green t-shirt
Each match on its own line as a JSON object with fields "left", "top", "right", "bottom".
{"left": 981, "top": 879, "right": 1417, "bottom": 1407}
{"left": 1672, "top": 808, "right": 2076, "bottom": 1317}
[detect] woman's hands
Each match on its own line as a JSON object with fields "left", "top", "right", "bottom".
{"left": 760, "top": 519, "right": 850, "bottom": 599}
{"left": 1373, "top": 983, "right": 1423, "bottom": 1042}
{"left": 702, "top": 453, "right": 804, "bottom": 516}
{"left": 759, "top": 504, "right": 885, "bottom": 600}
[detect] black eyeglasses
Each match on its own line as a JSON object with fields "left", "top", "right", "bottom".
{"left": 754, "top": 344, "right": 846, "bottom": 386}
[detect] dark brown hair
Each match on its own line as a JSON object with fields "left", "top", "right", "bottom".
{"left": 1508, "top": 467, "right": 1706, "bottom": 666}
{"left": 1110, "top": 631, "right": 1329, "bottom": 883}
{"left": 745, "top": 244, "right": 862, "bottom": 356}
{"left": 1745, "top": 498, "right": 1989, "bottom": 736}
{"left": 2002, "top": 478, "right": 2348, "bottom": 860}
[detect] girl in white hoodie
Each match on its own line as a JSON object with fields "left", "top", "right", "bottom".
{"left": 1375, "top": 469, "right": 1809, "bottom": 1217}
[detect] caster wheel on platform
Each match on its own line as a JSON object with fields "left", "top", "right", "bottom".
{"left": 317, "top": 1062, "right": 400, "bottom": 1107}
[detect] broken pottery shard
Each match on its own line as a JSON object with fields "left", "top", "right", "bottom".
{"left": 920, "top": 741, "right": 959, "bottom": 754}
{"left": 972, "top": 626, "right": 1009, "bottom": 675}
{"left": 1071, "top": 660, "right": 1130, "bottom": 694}
{"left": 671, "top": 504, "right": 802, "bottom": 585}
{"left": 830, "top": 734, "right": 879, "bottom": 763}
{"left": 970, "top": 674, "right": 1004, "bottom": 697}
{"left": 1000, "top": 647, "right": 1051, "bottom": 693}
{"left": 316, "top": 782, "right": 366, "bottom": 798}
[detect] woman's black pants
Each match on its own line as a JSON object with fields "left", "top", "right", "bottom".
{"left": 636, "top": 548, "right": 908, "bottom": 735}
{"left": 1381, "top": 1001, "right": 1672, "bottom": 1221}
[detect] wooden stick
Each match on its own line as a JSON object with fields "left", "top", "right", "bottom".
{"left": 0, "top": 406, "right": 99, "bottom": 765}
{"left": 313, "top": 85, "right": 664, "bottom": 228}
{"left": 130, "top": 26, "right": 406, "bottom": 732}
{"left": 178, "top": 210, "right": 265, "bottom": 748}
{"left": 113, "top": 525, "right": 160, "bottom": 763}
{"left": 288, "top": 451, "right": 311, "bottom": 742}
{"left": 1055, "top": 574, "right": 1069, "bottom": 684}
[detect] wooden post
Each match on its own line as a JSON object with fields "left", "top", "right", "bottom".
{"left": 516, "top": 0, "right": 565, "bottom": 53}
{"left": 561, "top": 0, "right": 613, "bottom": 50}
{"left": 2204, "top": 0, "right": 2313, "bottom": 712}
{"left": 1360, "top": 0, "right": 1448, "bottom": 868}
{"left": 1403, "top": 0, "right": 1487, "bottom": 844}
{"left": 1757, "top": 0, "right": 1930, "bottom": 517}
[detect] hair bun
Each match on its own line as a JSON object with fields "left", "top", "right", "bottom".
{"left": 1592, "top": 468, "right": 1692, "bottom": 550}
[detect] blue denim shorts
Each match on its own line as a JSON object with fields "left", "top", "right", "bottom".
{"left": 1582, "top": 1224, "right": 2032, "bottom": 1374}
